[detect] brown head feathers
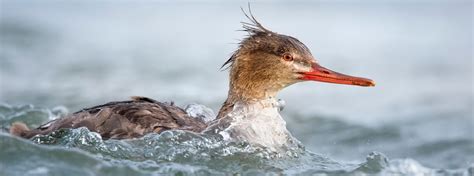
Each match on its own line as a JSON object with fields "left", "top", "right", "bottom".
{"left": 221, "top": 6, "right": 313, "bottom": 71}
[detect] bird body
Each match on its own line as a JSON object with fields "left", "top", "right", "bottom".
{"left": 10, "top": 11, "right": 375, "bottom": 149}
{"left": 11, "top": 96, "right": 206, "bottom": 139}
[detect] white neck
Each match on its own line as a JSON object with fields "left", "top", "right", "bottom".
{"left": 205, "top": 98, "right": 296, "bottom": 151}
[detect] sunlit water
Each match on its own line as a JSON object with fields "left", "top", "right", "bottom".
{"left": 0, "top": 1, "right": 473, "bottom": 175}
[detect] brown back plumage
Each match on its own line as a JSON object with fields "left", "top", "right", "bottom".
{"left": 11, "top": 96, "right": 206, "bottom": 139}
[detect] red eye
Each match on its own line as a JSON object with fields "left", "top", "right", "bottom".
{"left": 283, "top": 54, "right": 293, "bottom": 61}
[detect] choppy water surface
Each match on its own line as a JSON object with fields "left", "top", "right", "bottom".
{"left": 0, "top": 104, "right": 471, "bottom": 175}
{"left": 1, "top": 1, "right": 473, "bottom": 175}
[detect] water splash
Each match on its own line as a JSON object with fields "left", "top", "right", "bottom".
{"left": 0, "top": 104, "right": 472, "bottom": 175}
{"left": 185, "top": 103, "right": 216, "bottom": 123}
{"left": 0, "top": 103, "right": 66, "bottom": 131}
{"left": 205, "top": 98, "right": 299, "bottom": 152}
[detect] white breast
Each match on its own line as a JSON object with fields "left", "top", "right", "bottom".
{"left": 205, "top": 98, "right": 296, "bottom": 151}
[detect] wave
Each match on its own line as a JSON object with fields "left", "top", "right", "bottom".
{"left": 0, "top": 104, "right": 472, "bottom": 175}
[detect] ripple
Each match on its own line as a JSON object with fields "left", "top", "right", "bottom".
{"left": 0, "top": 104, "right": 472, "bottom": 175}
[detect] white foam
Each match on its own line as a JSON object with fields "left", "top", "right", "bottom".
{"left": 185, "top": 104, "right": 216, "bottom": 123}
{"left": 206, "top": 98, "right": 296, "bottom": 151}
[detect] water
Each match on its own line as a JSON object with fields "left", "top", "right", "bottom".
{"left": 0, "top": 104, "right": 471, "bottom": 175}
{"left": 1, "top": 1, "right": 473, "bottom": 175}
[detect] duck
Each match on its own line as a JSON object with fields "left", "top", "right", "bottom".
{"left": 9, "top": 11, "right": 375, "bottom": 148}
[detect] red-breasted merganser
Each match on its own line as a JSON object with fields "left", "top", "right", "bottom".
{"left": 10, "top": 12, "right": 375, "bottom": 148}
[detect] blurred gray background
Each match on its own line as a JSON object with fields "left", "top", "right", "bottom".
{"left": 0, "top": 0, "right": 472, "bottom": 169}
